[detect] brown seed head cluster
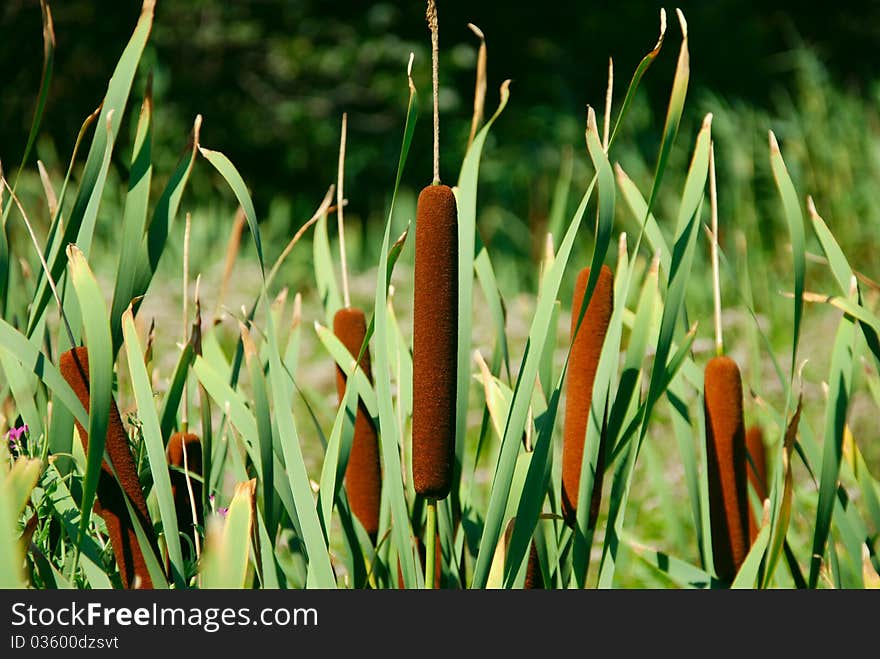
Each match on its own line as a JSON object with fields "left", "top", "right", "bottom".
{"left": 524, "top": 540, "right": 544, "bottom": 589}
{"left": 60, "top": 347, "right": 156, "bottom": 589}
{"left": 412, "top": 184, "right": 458, "bottom": 500}
{"left": 333, "top": 306, "right": 382, "bottom": 539}
{"left": 745, "top": 424, "right": 768, "bottom": 543}
{"left": 561, "top": 265, "right": 613, "bottom": 528}
{"left": 166, "top": 431, "right": 203, "bottom": 551}
{"left": 704, "top": 355, "right": 750, "bottom": 582}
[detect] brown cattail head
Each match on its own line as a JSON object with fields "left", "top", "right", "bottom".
{"left": 333, "top": 306, "right": 382, "bottom": 539}
{"left": 412, "top": 184, "right": 458, "bottom": 499}
{"left": 745, "top": 424, "right": 768, "bottom": 543}
{"left": 704, "top": 355, "right": 750, "bottom": 583}
{"left": 524, "top": 540, "right": 544, "bottom": 589}
{"left": 59, "top": 347, "right": 155, "bottom": 589}
{"left": 561, "top": 265, "right": 613, "bottom": 528}
{"left": 166, "top": 431, "right": 203, "bottom": 541}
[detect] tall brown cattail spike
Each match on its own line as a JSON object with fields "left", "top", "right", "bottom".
{"left": 167, "top": 431, "right": 203, "bottom": 559}
{"left": 524, "top": 541, "right": 544, "bottom": 589}
{"left": 704, "top": 355, "right": 750, "bottom": 582}
{"left": 182, "top": 211, "right": 192, "bottom": 429}
{"left": 561, "top": 265, "right": 613, "bottom": 528}
{"left": 60, "top": 347, "right": 156, "bottom": 588}
{"left": 412, "top": 184, "right": 458, "bottom": 499}
{"left": 745, "top": 424, "right": 768, "bottom": 543}
{"left": 333, "top": 307, "right": 382, "bottom": 538}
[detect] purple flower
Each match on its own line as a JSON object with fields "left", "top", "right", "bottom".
{"left": 218, "top": 507, "right": 229, "bottom": 517}
{"left": 5, "top": 424, "right": 28, "bottom": 442}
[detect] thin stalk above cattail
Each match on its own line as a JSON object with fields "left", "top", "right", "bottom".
{"left": 60, "top": 346, "right": 156, "bottom": 589}
{"left": 709, "top": 143, "right": 723, "bottom": 356}
{"left": 561, "top": 265, "right": 613, "bottom": 529}
{"left": 704, "top": 355, "right": 750, "bottom": 582}
{"left": 333, "top": 306, "right": 382, "bottom": 540}
{"left": 337, "top": 112, "right": 351, "bottom": 309}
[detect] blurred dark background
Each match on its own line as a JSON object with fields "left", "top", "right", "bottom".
{"left": 1, "top": 0, "right": 879, "bottom": 252}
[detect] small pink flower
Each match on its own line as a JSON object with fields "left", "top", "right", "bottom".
{"left": 5, "top": 424, "right": 28, "bottom": 442}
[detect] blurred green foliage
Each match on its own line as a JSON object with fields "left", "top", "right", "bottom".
{"left": 2, "top": 1, "right": 879, "bottom": 232}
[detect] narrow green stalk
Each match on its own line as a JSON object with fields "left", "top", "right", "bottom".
{"left": 425, "top": 500, "right": 437, "bottom": 589}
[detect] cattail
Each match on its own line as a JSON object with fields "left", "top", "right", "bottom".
{"left": 561, "top": 265, "right": 613, "bottom": 528}
{"left": 166, "top": 431, "right": 203, "bottom": 555}
{"left": 704, "top": 355, "right": 750, "bottom": 582}
{"left": 60, "top": 347, "right": 155, "bottom": 589}
{"left": 412, "top": 183, "right": 458, "bottom": 499}
{"left": 523, "top": 540, "right": 544, "bottom": 589}
{"left": 745, "top": 424, "right": 767, "bottom": 543}
{"left": 333, "top": 306, "right": 382, "bottom": 539}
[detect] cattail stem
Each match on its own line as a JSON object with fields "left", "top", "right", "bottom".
{"left": 337, "top": 113, "right": 351, "bottom": 308}
{"left": 425, "top": 500, "right": 438, "bottom": 589}
{"left": 427, "top": 0, "right": 440, "bottom": 185}
{"left": 182, "top": 211, "right": 191, "bottom": 429}
{"left": 709, "top": 143, "right": 723, "bottom": 356}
